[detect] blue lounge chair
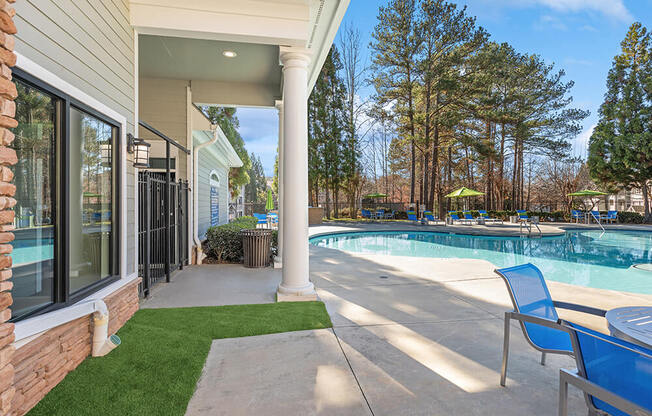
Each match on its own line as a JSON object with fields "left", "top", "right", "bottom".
{"left": 590, "top": 210, "right": 602, "bottom": 223}
{"left": 448, "top": 212, "right": 473, "bottom": 225}
{"left": 407, "top": 211, "right": 418, "bottom": 222}
{"left": 463, "top": 211, "right": 479, "bottom": 224}
{"left": 424, "top": 211, "right": 436, "bottom": 222}
{"left": 253, "top": 213, "right": 268, "bottom": 227}
{"left": 571, "top": 210, "right": 585, "bottom": 223}
{"left": 601, "top": 210, "right": 618, "bottom": 224}
{"left": 360, "top": 209, "right": 372, "bottom": 219}
{"left": 559, "top": 321, "right": 652, "bottom": 416}
{"left": 516, "top": 210, "right": 530, "bottom": 222}
{"left": 478, "top": 210, "right": 503, "bottom": 224}
{"left": 375, "top": 209, "right": 385, "bottom": 219}
{"left": 494, "top": 263, "right": 606, "bottom": 386}
{"left": 267, "top": 212, "right": 278, "bottom": 226}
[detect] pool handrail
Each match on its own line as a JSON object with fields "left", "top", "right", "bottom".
{"left": 494, "top": 263, "right": 606, "bottom": 387}
{"left": 558, "top": 321, "right": 652, "bottom": 416}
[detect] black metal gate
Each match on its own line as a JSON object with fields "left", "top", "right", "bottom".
{"left": 138, "top": 171, "right": 189, "bottom": 296}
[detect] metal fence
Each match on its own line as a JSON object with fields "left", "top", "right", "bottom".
{"left": 138, "top": 171, "right": 189, "bottom": 296}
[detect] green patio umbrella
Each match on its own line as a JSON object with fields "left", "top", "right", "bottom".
{"left": 567, "top": 189, "right": 608, "bottom": 212}
{"left": 567, "top": 190, "right": 608, "bottom": 197}
{"left": 265, "top": 189, "right": 274, "bottom": 211}
{"left": 365, "top": 193, "right": 388, "bottom": 198}
{"left": 445, "top": 187, "right": 485, "bottom": 211}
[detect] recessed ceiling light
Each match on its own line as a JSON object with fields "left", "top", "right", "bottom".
{"left": 222, "top": 50, "right": 237, "bottom": 58}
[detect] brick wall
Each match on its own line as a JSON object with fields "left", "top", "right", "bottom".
{"left": 11, "top": 278, "right": 140, "bottom": 416}
{"left": 0, "top": 0, "right": 17, "bottom": 415}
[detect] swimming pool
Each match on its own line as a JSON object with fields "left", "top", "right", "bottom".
{"left": 310, "top": 230, "right": 652, "bottom": 295}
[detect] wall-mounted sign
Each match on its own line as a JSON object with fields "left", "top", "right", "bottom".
{"left": 210, "top": 171, "right": 220, "bottom": 226}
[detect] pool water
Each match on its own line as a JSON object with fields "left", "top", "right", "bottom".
{"left": 12, "top": 238, "right": 54, "bottom": 266}
{"left": 310, "top": 230, "right": 652, "bottom": 295}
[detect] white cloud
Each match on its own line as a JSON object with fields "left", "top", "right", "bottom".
{"left": 573, "top": 124, "right": 596, "bottom": 158}
{"left": 235, "top": 107, "right": 279, "bottom": 176}
{"left": 533, "top": 0, "right": 633, "bottom": 22}
{"left": 535, "top": 14, "right": 567, "bottom": 31}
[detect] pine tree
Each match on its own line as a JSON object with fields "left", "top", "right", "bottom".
{"left": 370, "top": 0, "right": 422, "bottom": 203}
{"left": 588, "top": 22, "right": 652, "bottom": 220}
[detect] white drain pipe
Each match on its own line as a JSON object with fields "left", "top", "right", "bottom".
{"left": 193, "top": 125, "right": 219, "bottom": 261}
{"left": 91, "top": 299, "right": 121, "bottom": 357}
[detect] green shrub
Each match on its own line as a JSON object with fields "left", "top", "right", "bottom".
{"left": 204, "top": 216, "right": 258, "bottom": 263}
{"left": 618, "top": 211, "right": 644, "bottom": 224}
{"left": 394, "top": 210, "right": 408, "bottom": 220}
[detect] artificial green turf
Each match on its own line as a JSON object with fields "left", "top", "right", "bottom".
{"left": 28, "top": 302, "right": 332, "bottom": 416}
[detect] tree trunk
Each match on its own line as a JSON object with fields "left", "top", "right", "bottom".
{"left": 498, "top": 123, "right": 506, "bottom": 210}
{"left": 643, "top": 181, "right": 651, "bottom": 221}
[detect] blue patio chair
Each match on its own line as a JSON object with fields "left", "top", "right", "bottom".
{"left": 463, "top": 211, "right": 478, "bottom": 224}
{"left": 424, "top": 211, "right": 436, "bottom": 222}
{"left": 478, "top": 210, "right": 503, "bottom": 224}
{"left": 375, "top": 209, "right": 385, "bottom": 219}
{"left": 494, "top": 263, "right": 606, "bottom": 386}
{"left": 267, "top": 212, "right": 278, "bottom": 225}
{"left": 253, "top": 213, "right": 268, "bottom": 226}
{"left": 559, "top": 321, "right": 652, "bottom": 416}
{"left": 603, "top": 211, "right": 618, "bottom": 223}
{"left": 590, "top": 210, "right": 602, "bottom": 223}
{"left": 384, "top": 210, "right": 396, "bottom": 219}
{"left": 406, "top": 211, "right": 418, "bottom": 222}
{"left": 448, "top": 212, "right": 473, "bottom": 225}
{"left": 571, "top": 210, "right": 585, "bottom": 223}
{"left": 516, "top": 210, "right": 530, "bottom": 222}
{"left": 360, "top": 209, "right": 372, "bottom": 219}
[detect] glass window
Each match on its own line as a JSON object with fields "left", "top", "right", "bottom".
{"left": 69, "top": 107, "right": 117, "bottom": 293}
{"left": 11, "top": 79, "right": 57, "bottom": 319}
{"left": 10, "top": 72, "right": 121, "bottom": 321}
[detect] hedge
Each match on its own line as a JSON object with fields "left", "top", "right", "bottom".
{"left": 617, "top": 211, "right": 644, "bottom": 224}
{"left": 204, "top": 216, "right": 258, "bottom": 263}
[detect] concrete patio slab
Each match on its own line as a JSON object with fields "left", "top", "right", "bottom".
{"left": 140, "top": 264, "right": 280, "bottom": 309}
{"left": 185, "top": 329, "right": 371, "bottom": 416}
{"left": 335, "top": 319, "right": 586, "bottom": 416}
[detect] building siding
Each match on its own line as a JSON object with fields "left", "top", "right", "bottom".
{"left": 14, "top": 0, "right": 137, "bottom": 275}
{"left": 138, "top": 77, "right": 189, "bottom": 180}
{"left": 198, "top": 150, "right": 229, "bottom": 240}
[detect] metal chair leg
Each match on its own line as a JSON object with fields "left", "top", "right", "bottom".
{"left": 540, "top": 352, "right": 546, "bottom": 366}
{"left": 501, "top": 312, "right": 511, "bottom": 386}
{"left": 559, "top": 374, "right": 568, "bottom": 416}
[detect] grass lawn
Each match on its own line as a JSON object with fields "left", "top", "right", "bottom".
{"left": 28, "top": 302, "right": 332, "bottom": 416}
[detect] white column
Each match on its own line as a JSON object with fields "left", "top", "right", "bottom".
{"left": 277, "top": 47, "right": 316, "bottom": 301}
{"left": 274, "top": 100, "right": 284, "bottom": 268}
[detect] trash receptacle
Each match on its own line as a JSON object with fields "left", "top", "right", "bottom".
{"left": 241, "top": 229, "right": 273, "bottom": 268}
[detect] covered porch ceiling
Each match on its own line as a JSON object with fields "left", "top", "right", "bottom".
{"left": 132, "top": 0, "right": 350, "bottom": 107}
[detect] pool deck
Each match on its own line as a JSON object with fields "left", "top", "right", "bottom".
{"left": 314, "top": 220, "right": 652, "bottom": 238}
{"left": 144, "top": 222, "right": 652, "bottom": 416}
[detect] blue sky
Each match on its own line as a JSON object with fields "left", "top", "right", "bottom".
{"left": 239, "top": 0, "right": 652, "bottom": 175}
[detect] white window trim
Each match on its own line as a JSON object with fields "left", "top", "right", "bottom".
{"left": 12, "top": 53, "right": 132, "bottom": 340}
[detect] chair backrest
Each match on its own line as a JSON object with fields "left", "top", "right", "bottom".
{"left": 564, "top": 321, "right": 652, "bottom": 416}
{"left": 516, "top": 210, "right": 528, "bottom": 219}
{"left": 407, "top": 211, "right": 417, "bottom": 220}
{"left": 253, "top": 213, "right": 267, "bottom": 223}
{"left": 571, "top": 210, "right": 581, "bottom": 218}
{"left": 449, "top": 213, "right": 460, "bottom": 220}
{"left": 478, "top": 210, "right": 489, "bottom": 217}
{"left": 591, "top": 210, "right": 600, "bottom": 217}
{"left": 608, "top": 210, "right": 618, "bottom": 218}
{"left": 377, "top": 209, "right": 384, "bottom": 214}
{"left": 494, "top": 264, "right": 571, "bottom": 351}
{"left": 463, "top": 212, "right": 474, "bottom": 220}
{"left": 424, "top": 211, "right": 434, "bottom": 220}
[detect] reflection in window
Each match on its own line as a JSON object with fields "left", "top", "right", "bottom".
{"left": 11, "top": 79, "right": 57, "bottom": 319}
{"left": 69, "top": 108, "right": 115, "bottom": 293}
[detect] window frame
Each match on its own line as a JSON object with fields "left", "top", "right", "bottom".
{"left": 11, "top": 68, "right": 122, "bottom": 321}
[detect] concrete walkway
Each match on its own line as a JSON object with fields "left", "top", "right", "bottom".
{"left": 144, "top": 224, "right": 652, "bottom": 415}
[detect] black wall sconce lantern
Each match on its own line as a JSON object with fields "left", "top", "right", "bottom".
{"left": 127, "top": 133, "right": 151, "bottom": 168}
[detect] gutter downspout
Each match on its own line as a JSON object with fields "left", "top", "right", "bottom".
{"left": 91, "top": 299, "right": 121, "bottom": 357}
{"left": 193, "top": 125, "right": 219, "bottom": 262}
